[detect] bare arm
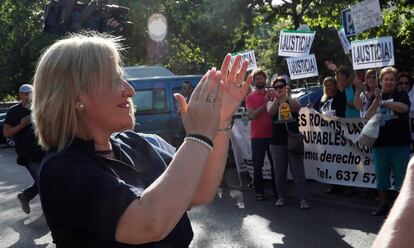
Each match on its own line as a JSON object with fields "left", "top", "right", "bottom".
{"left": 3, "top": 116, "right": 30, "bottom": 137}
{"left": 190, "top": 54, "right": 253, "bottom": 205}
{"left": 382, "top": 101, "right": 409, "bottom": 114}
{"left": 354, "top": 90, "right": 363, "bottom": 110}
{"left": 115, "top": 140, "right": 211, "bottom": 244}
{"left": 372, "top": 158, "right": 414, "bottom": 248}
{"left": 267, "top": 98, "right": 280, "bottom": 116}
{"left": 116, "top": 69, "right": 223, "bottom": 244}
{"left": 247, "top": 102, "right": 267, "bottom": 119}
{"left": 287, "top": 97, "right": 301, "bottom": 112}
{"left": 190, "top": 130, "right": 229, "bottom": 205}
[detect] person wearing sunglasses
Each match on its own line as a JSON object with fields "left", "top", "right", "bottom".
{"left": 397, "top": 71, "right": 414, "bottom": 111}
{"left": 267, "top": 76, "right": 310, "bottom": 209}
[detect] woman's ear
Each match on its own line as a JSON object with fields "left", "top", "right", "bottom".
{"left": 75, "top": 92, "right": 87, "bottom": 111}
{"left": 75, "top": 102, "right": 85, "bottom": 110}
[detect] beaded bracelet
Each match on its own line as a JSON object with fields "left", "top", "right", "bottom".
{"left": 187, "top": 134, "right": 213, "bottom": 147}
{"left": 185, "top": 136, "right": 213, "bottom": 152}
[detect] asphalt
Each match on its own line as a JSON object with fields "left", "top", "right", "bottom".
{"left": 222, "top": 164, "right": 379, "bottom": 212}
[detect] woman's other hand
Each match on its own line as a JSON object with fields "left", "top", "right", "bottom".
{"left": 174, "top": 69, "right": 222, "bottom": 141}
{"left": 219, "top": 54, "right": 253, "bottom": 128}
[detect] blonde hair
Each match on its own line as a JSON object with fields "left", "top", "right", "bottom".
{"left": 32, "top": 32, "right": 125, "bottom": 151}
{"left": 321, "top": 77, "right": 337, "bottom": 102}
{"left": 379, "top": 66, "right": 398, "bottom": 82}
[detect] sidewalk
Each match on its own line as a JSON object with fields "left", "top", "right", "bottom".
{"left": 222, "top": 164, "right": 378, "bottom": 211}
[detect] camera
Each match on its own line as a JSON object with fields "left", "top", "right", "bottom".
{"left": 43, "top": 0, "right": 133, "bottom": 37}
{"left": 99, "top": 4, "right": 133, "bottom": 37}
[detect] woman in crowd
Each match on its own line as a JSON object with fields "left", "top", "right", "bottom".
{"left": 397, "top": 71, "right": 414, "bottom": 111}
{"left": 314, "top": 77, "right": 346, "bottom": 117}
{"left": 354, "top": 69, "right": 378, "bottom": 118}
{"left": 267, "top": 76, "right": 310, "bottom": 209}
{"left": 365, "top": 66, "right": 411, "bottom": 216}
{"left": 31, "top": 33, "right": 252, "bottom": 247}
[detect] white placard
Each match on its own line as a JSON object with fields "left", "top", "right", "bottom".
{"left": 230, "top": 51, "right": 257, "bottom": 71}
{"left": 351, "top": 0, "right": 383, "bottom": 34}
{"left": 278, "top": 30, "right": 316, "bottom": 57}
{"left": 338, "top": 28, "right": 352, "bottom": 54}
{"left": 286, "top": 54, "right": 318, "bottom": 80}
{"left": 351, "top": 36, "right": 394, "bottom": 70}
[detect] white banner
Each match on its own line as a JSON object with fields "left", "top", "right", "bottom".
{"left": 230, "top": 51, "right": 257, "bottom": 71}
{"left": 338, "top": 28, "right": 352, "bottom": 54}
{"left": 351, "top": 0, "right": 383, "bottom": 34}
{"left": 351, "top": 36, "right": 394, "bottom": 70}
{"left": 231, "top": 108, "right": 378, "bottom": 188}
{"left": 230, "top": 118, "right": 274, "bottom": 179}
{"left": 286, "top": 54, "right": 318, "bottom": 80}
{"left": 278, "top": 30, "right": 316, "bottom": 57}
{"left": 299, "top": 108, "right": 377, "bottom": 188}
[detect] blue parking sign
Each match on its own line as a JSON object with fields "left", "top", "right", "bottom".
{"left": 341, "top": 9, "right": 355, "bottom": 36}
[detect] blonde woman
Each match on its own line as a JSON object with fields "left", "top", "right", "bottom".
{"left": 32, "top": 33, "right": 252, "bottom": 247}
{"left": 316, "top": 77, "right": 346, "bottom": 117}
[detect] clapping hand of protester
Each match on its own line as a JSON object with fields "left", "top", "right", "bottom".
{"left": 174, "top": 69, "right": 223, "bottom": 141}
{"left": 20, "top": 116, "right": 31, "bottom": 127}
{"left": 353, "top": 77, "right": 365, "bottom": 92}
{"left": 218, "top": 54, "right": 253, "bottom": 128}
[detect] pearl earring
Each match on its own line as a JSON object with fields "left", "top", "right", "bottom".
{"left": 79, "top": 104, "right": 84, "bottom": 109}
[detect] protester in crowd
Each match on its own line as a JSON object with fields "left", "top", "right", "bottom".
{"left": 372, "top": 156, "right": 414, "bottom": 247}
{"left": 181, "top": 81, "right": 194, "bottom": 103}
{"left": 3, "top": 84, "right": 45, "bottom": 214}
{"left": 365, "top": 66, "right": 411, "bottom": 216}
{"left": 397, "top": 71, "right": 414, "bottom": 111}
{"left": 325, "top": 61, "right": 359, "bottom": 118}
{"left": 312, "top": 77, "right": 346, "bottom": 117}
{"left": 354, "top": 69, "right": 378, "bottom": 118}
{"left": 267, "top": 76, "right": 310, "bottom": 209}
{"left": 246, "top": 68, "right": 277, "bottom": 201}
{"left": 31, "top": 33, "right": 252, "bottom": 247}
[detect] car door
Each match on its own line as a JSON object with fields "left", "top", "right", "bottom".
{"left": 130, "top": 79, "right": 175, "bottom": 144}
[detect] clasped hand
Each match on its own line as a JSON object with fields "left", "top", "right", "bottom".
{"left": 175, "top": 54, "right": 253, "bottom": 141}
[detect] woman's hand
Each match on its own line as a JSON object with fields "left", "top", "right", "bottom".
{"left": 325, "top": 60, "right": 338, "bottom": 72}
{"left": 175, "top": 69, "right": 223, "bottom": 141}
{"left": 218, "top": 54, "right": 253, "bottom": 128}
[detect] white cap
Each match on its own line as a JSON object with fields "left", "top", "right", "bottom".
{"left": 19, "top": 84, "right": 33, "bottom": 93}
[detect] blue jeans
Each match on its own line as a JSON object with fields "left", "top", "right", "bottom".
{"left": 22, "top": 162, "right": 40, "bottom": 202}
{"left": 251, "top": 138, "right": 276, "bottom": 195}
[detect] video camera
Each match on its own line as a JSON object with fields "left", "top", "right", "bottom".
{"left": 43, "top": 0, "right": 133, "bottom": 37}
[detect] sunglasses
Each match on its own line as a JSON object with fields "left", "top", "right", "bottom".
{"left": 274, "top": 84, "right": 286, "bottom": 90}
{"left": 399, "top": 81, "right": 410, "bottom": 86}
